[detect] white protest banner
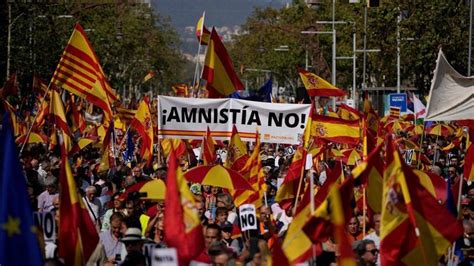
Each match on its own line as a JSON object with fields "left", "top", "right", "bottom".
{"left": 239, "top": 204, "right": 257, "bottom": 231}
{"left": 157, "top": 96, "right": 311, "bottom": 145}
{"left": 152, "top": 248, "right": 178, "bottom": 266}
{"left": 33, "top": 211, "right": 56, "bottom": 241}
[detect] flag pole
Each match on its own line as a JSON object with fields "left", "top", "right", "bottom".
{"left": 20, "top": 81, "right": 53, "bottom": 155}
{"left": 192, "top": 11, "right": 206, "bottom": 92}
{"left": 293, "top": 149, "right": 307, "bottom": 215}
{"left": 417, "top": 121, "right": 426, "bottom": 170}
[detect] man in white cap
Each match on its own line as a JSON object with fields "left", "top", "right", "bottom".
{"left": 120, "top": 227, "right": 146, "bottom": 262}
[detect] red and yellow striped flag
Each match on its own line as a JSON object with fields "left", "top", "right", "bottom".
{"left": 311, "top": 114, "right": 360, "bottom": 145}
{"left": 51, "top": 23, "right": 116, "bottom": 120}
{"left": 130, "top": 97, "right": 154, "bottom": 164}
{"left": 298, "top": 68, "right": 346, "bottom": 97}
{"left": 201, "top": 27, "right": 244, "bottom": 97}
{"left": 172, "top": 83, "right": 189, "bottom": 97}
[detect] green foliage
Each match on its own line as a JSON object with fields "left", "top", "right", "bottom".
{"left": 230, "top": 0, "right": 471, "bottom": 94}
{"left": 3, "top": 2, "right": 184, "bottom": 95}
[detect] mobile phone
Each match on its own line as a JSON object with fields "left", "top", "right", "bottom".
{"left": 114, "top": 254, "right": 121, "bottom": 263}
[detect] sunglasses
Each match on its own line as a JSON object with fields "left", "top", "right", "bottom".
{"left": 366, "top": 249, "right": 379, "bottom": 255}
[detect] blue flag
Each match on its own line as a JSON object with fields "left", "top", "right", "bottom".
{"left": 124, "top": 129, "right": 135, "bottom": 163}
{"left": 228, "top": 77, "right": 272, "bottom": 102}
{"left": 0, "top": 115, "right": 43, "bottom": 266}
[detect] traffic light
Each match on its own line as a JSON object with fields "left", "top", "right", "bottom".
{"left": 367, "top": 0, "right": 380, "bottom": 7}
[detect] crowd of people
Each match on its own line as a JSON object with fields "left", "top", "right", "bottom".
{"left": 17, "top": 114, "right": 474, "bottom": 266}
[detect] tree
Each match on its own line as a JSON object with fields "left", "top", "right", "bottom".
{"left": 1, "top": 2, "right": 185, "bottom": 97}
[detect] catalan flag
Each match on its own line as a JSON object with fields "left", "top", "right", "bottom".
{"left": 130, "top": 97, "right": 154, "bottom": 164}
{"left": 172, "top": 83, "right": 190, "bottom": 97}
{"left": 201, "top": 27, "right": 244, "bottom": 97}
{"left": 389, "top": 106, "right": 401, "bottom": 119}
{"left": 51, "top": 23, "right": 115, "bottom": 120}
{"left": 164, "top": 146, "right": 205, "bottom": 265}
{"left": 311, "top": 114, "right": 360, "bottom": 145}
{"left": 195, "top": 12, "right": 211, "bottom": 45}
{"left": 380, "top": 136, "right": 463, "bottom": 266}
{"left": 298, "top": 68, "right": 346, "bottom": 97}
{"left": 116, "top": 106, "right": 137, "bottom": 125}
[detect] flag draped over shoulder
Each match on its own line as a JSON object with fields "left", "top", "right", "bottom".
{"left": 164, "top": 146, "right": 205, "bottom": 265}
{"left": 195, "top": 13, "right": 210, "bottom": 45}
{"left": 311, "top": 114, "right": 360, "bottom": 145}
{"left": 201, "top": 27, "right": 244, "bottom": 98}
{"left": 0, "top": 115, "right": 42, "bottom": 266}
{"left": 51, "top": 23, "right": 115, "bottom": 119}
{"left": 380, "top": 136, "right": 463, "bottom": 266}
{"left": 130, "top": 97, "right": 154, "bottom": 164}
{"left": 298, "top": 68, "right": 346, "bottom": 97}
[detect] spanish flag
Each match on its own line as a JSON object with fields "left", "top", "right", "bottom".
{"left": 201, "top": 27, "right": 244, "bottom": 98}
{"left": 233, "top": 132, "right": 264, "bottom": 208}
{"left": 161, "top": 138, "right": 187, "bottom": 159}
{"left": 303, "top": 178, "right": 357, "bottom": 266}
{"left": 50, "top": 87, "right": 72, "bottom": 154}
{"left": 51, "top": 23, "right": 115, "bottom": 120}
{"left": 58, "top": 155, "right": 99, "bottom": 266}
{"left": 363, "top": 95, "right": 379, "bottom": 136}
{"left": 380, "top": 136, "right": 463, "bottom": 266}
{"left": 298, "top": 68, "right": 346, "bottom": 97}
{"left": 142, "top": 71, "right": 156, "bottom": 83}
{"left": 337, "top": 103, "right": 361, "bottom": 121}
{"left": 164, "top": 146, "right": 205, "bottom": 265}
{"left": 130, "top": 97, "right": 154, "bottom": 164}
{"left": 311, "top": 114, "right": 360, "bottom": 145}
{"left": 283, "top": 146, "right": 307, "bottom": 183}
{"left": 201, "top": 127, "right": 216, "bottom": 165}
{"left": 282, "top": 162, "right": 342, "bottom": 263}
{"left": 225, "top": 125, "right": 250, "bottom": 171}
{"left": 195, "top": 12, "right": 210, "bottom": 45}
{"left": 351, "top": 143, "right": 383, "bottom": 213}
